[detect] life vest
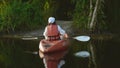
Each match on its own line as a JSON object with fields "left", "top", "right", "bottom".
{"left": 46, "top": 24, "right": 60, "bottom": 41}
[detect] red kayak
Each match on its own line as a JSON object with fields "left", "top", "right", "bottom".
{"left": 39, "top": 39, "right": 69, "bottom": 68}
{"left": 39, "top": 39, "right": 69, "bottom": 53}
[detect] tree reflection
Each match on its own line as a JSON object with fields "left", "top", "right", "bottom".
{"left": 88, "top": 42, "right": 97, "bottom": 68}
{"left": 0, "top": 39, "right": 40, "bottom": 68}
{"left": 0, "top": 39, "right": 16, "bottom": 68}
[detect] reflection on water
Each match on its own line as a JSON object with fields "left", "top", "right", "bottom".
{"left": 0, "top": 36, "right": 120, "bottom": 68}
{"left": 39, "top": 39, "right": 69, "bottom": 68}
{"left": 39, "top": 50, "right": 68, "bottom": 68}
{"left": 0, "top": 38, "right": 43, "bottom": 68}
{"left": 74, "top": 51, "right": 90, "bottom": 58}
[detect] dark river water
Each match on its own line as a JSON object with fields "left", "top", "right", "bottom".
{"left": 0, "top": 35, "right": 120, "bottom": 68}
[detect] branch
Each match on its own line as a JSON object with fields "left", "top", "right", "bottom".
{"left": 90, "top": 0, "right": 100, "bottom": 29}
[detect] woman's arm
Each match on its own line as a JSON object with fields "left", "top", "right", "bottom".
{"left": 43, "top": 27, "right": 48, "bottom": 39}
{"left": 57, "top": 25, "right": 69, "bottom": 39}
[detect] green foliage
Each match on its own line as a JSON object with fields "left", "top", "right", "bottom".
{"left": 96, "top": 0, "right": 107, "bottom": 30}
{"left": 43, "top": 0, "right": 57, "bottom": 20}
{"left": 0, "top": 0, "right": 58, "bottom": 33}
{"left": 72, "top": 0, "right": 90, "bottom": 30}
{"left": 72, "top": 0, "right": 106, "bottom": 32}
{"left": 0, "top": 0, "right": 107, "bottom": 33}
{"left": 0, "top": 0, "right": 46, "bottom": 33}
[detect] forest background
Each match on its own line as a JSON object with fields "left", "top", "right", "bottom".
{"left": 0, "top": 0, "right": 120, "bottom": 34}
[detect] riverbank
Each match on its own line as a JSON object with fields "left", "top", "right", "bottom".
{"left": 0, "top": 20, "right": 115, "bottom": 40}
{"left": 0, "top": 21, "right": 73, "bottom": 39}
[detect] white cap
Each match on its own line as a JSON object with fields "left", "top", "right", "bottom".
{"left": 48, "top": 17, "right": 55, "bottom": 23}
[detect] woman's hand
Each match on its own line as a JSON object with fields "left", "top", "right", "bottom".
{"left": 64, "top": 33, "right": 69, "bottom": 39}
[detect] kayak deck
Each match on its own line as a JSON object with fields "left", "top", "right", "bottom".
{"left": 39, "top": 39, "right": 69, "bottom": 53}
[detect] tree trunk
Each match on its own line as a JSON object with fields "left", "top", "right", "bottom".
{"left": 88, "top": 0, "right": 93, "bottom": 29}
{"left": 89, "top": 0, "right": 100, "bottom": 30}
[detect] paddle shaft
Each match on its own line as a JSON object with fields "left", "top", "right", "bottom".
{"left": 21, "top": 35, "right": 90, "bottom": 42}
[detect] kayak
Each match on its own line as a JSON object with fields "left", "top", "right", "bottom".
{"left": 39, "top": 39, "right": 69, "bottom": 68}
{"left": 39, "top": 39, "right": 69, "bottom": 53}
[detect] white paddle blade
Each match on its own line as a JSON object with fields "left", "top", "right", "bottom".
{"left": 73, "top": 36, "right": 90, "bottom": 42}
{"left": 21, "top": 37, "right": 38, "bottom": 40}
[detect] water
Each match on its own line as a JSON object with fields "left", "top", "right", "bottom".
{"left": 0, "top": 36, "right": 120, "bottom": 68}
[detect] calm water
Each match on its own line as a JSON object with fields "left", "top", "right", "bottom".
{"left": 0, "top": 36, "right": 120, "bottom": 68}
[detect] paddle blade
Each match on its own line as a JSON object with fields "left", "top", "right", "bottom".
{"left": 21, "top": 37, "right": 38, "bottom": 40}
{"left": 73, "top": 36, "right": 90, "bottom": 42}
{"left": 74, "top": 51, "right": 90, "bottom": 58}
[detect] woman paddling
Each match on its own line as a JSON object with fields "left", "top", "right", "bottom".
{"left": 43, "top": 17, "right": 68, "bottom": 41}
{"left": 39, "top": 17, "right": 69, "bottom": 68}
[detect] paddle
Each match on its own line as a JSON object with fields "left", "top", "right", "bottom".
{"left": 74, "top": 51, "right": 90, "bottom": 58}
{"left": 73, "top": 36, "right": 90, "bottom": 42}
{"left": 21, "top": 35, "right": 90, "bottom": 42}
{"left": 21, "top": 37, "right": 38, "bottom": 40}
{"left": 24, "top": 35, "right": 90, "bottom": 55}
